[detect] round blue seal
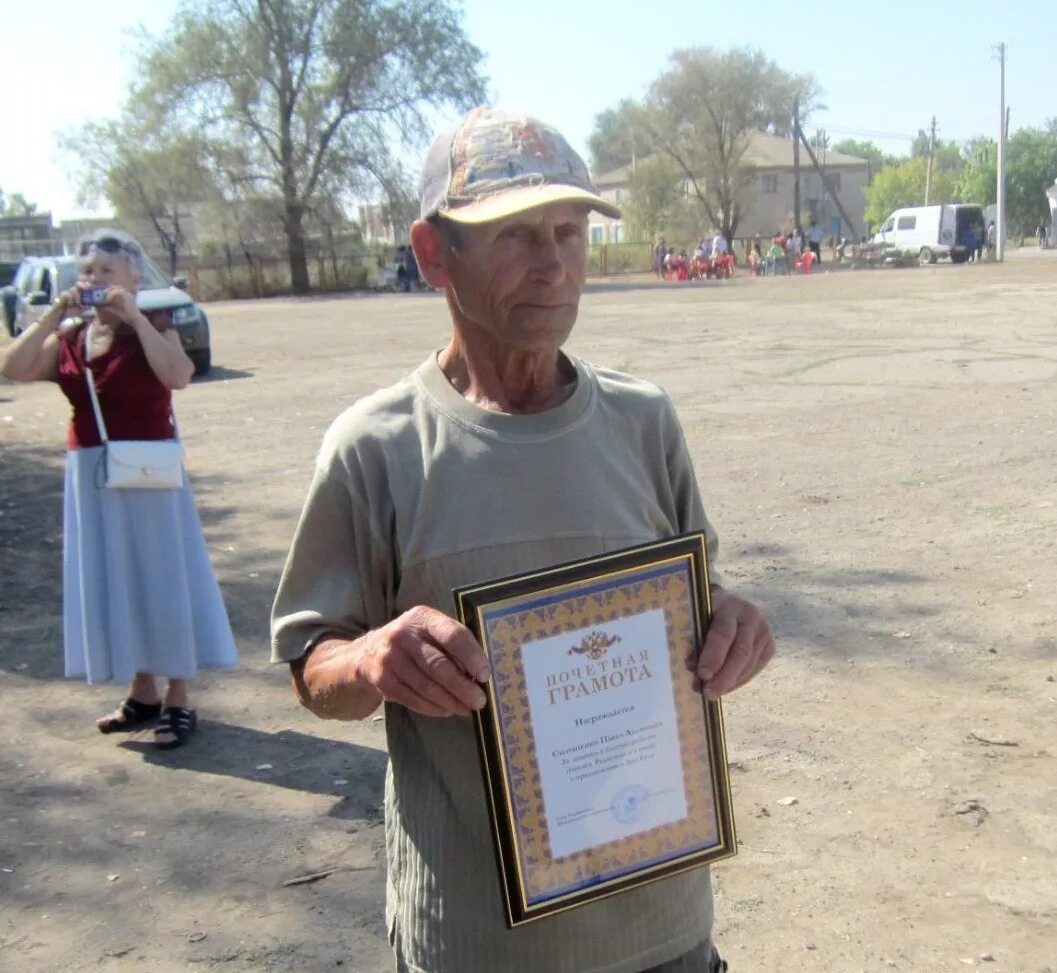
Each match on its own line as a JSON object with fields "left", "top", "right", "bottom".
{"left": 610, "top": 785, "right": 649, "bottom": 824}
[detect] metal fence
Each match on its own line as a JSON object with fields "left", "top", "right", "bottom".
{"left": 182, "top": 252, "right": 383, "bottom": 301}
{"left": 189, "top": 242, "right": 665, "bottom": 300}
{"left": 587, "top": 243, "right": 655, "bottom": 276}
{"left": 6, "top": 232, "right": 1044, "bottom": 301}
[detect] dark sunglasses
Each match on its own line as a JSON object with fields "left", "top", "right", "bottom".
{"left": 79, "top": 236, "right": 131, "bottom": 256}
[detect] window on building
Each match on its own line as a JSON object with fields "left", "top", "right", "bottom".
{"left": 590, "top": 225, "right": 605, "bottom": 246}
{"left": 612, "top": 223, "right": 625, "bottom": 244}
{"left": 897, "top": 215, "right": 917, "bottom": 230}
{"left": 762, "top": 174, "right": 778, "bottom": 194}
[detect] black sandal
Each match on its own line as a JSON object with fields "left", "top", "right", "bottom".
{"left": 97, "top": 697, "right": 162, "bottom": 734}
{"left": 154, "top": 706, "right": 197, "bottom": 750}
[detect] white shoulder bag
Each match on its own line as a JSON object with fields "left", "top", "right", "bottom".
{"left": 85, "top": 369, "right": 184, "bottom": 490}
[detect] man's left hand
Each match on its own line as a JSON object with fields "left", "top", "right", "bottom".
{"left": 691, "top": 590, "right": 775, "bottom": 699}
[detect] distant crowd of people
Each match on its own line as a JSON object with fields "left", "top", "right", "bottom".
{"left": 653, "top": 231, "right": 736, "bottom": 280}
{"left": 655, "top": 220, "right": 827, "bottom": 280}
{"left": 745, "top": 224, "right": 822, "bottom": 276}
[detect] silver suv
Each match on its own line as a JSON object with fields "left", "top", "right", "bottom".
{"left": 4, "top": 255, "right": 212, "bottom": 376}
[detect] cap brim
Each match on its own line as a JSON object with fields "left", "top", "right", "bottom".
{"left": 440, "top": 183, "right": 622, "bottom": 224}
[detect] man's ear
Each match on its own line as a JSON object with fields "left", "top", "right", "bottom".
{"left": 410, "top": 220, "right": 449, "bottom": 289}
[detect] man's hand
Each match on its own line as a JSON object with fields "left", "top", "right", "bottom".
{"left": 295, "top": 606, "right": 491, "bottom": 720}
{"left": 691, "top": 590, "right": 775, "bottom": 699}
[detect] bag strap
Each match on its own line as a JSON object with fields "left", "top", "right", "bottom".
{"left": 84, "top": 368, "right": 110, "bottom": 445}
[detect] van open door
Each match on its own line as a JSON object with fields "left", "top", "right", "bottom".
{"left": 950, "top": 205, "right": 986, "bottom": 263}
{"left": 939, "top": 206, "right": 957, "bottom": 253}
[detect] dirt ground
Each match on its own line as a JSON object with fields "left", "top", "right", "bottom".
{"left": 1, "top": 254, "right": 1055, "bottom": 973}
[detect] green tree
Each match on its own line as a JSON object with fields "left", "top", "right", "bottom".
{"left": 1006, "top": 128, "right": 1057, "bottom": 237}
{"left": 956, "top": 129, "right": 1057, "bottom": 236}
{"left": 910, "top": 131, "right": 962, "bottom": 169}
{"left": 622, "top": 157, "right": 696, "bottom": 241}
{"left": 129, "top": 0, "right": 485, "bottom": 293}
{"left": 638, "top": 47, "right": 821, "bottom": 242}
{"left": 0, "top": 189, "right": 38, "bottom": 217}
{"left": 863, "top": 157, "right": 960, "bottom": 227}
{"left": 196, "top": 141, "right": 287, "bottom": 282}
{"left": 832, "top": 139, "right": 901, "bottom": 172}
{"left": 957, "top": 137, "right": 997, "bottom": 206}
{"left": 587, "top": 100, "right": 642, "bottom": 175}
{"left": 910, "top": 129, "right": 931, "bottom": 159}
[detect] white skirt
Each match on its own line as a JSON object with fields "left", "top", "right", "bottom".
{"left": 63, "top": 446, "right": 239, "bottom": 684}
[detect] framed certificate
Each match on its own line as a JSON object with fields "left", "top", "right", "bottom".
{"left": 454, "top": 532, "right": 737, "bottom": 927}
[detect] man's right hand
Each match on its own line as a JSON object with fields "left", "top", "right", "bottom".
{"left": 293, "top": 606, "right": 491, "bottom": 720}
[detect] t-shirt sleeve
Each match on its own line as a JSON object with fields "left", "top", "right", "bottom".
{"left": 270, "top": 450, "right": 397, "bottom": 663}
{"left": 661, "top": 397, "right": 723, "bottom": 587}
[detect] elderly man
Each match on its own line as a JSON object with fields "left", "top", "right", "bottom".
{"left": 272, "top": 107, "right": 774, "bottom": 973}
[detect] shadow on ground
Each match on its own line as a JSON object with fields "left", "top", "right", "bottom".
{"left": 192, "top": 365, "right": 255, "bottom": 384}
{"left": 119, "top": 723, "right": 387, "bottom": 819}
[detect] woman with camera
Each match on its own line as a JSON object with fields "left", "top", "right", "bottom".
{"left": 0, "top": 229, "right": 237, "bottom": 749}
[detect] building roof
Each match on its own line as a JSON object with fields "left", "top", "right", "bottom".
{"left": 593, "top": 130, "right": 868, "bottom": 186}
{"left": 0, "top": 213, "right": 53, "bottom": 229}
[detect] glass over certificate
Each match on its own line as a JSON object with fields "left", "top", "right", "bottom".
{"left": 454, "top": 532, "right": 737, "bottom": 927}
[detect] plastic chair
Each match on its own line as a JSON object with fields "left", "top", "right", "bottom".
{"left": 793, "top": 251, "right": 816, "bottom": 274}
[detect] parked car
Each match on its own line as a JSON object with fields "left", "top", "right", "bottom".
{"left": 7, "top": 254, "right": 211, "bottom": 375}
{"left": 871, "top": 204, "right": 986, "bottom": 265}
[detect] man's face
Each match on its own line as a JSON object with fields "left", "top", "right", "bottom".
{"left": 440, "top": 203, "right": 589, "bottom": 352}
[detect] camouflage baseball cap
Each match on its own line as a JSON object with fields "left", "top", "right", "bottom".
{"left": 419, "top": 107, "right": 622, "bottom": 224}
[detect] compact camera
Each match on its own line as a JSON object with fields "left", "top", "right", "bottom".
{"left": 81, "top": 285, "right": 110, "bottom": 307}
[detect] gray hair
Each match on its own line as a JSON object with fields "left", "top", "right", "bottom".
{"left": 75, "top": 228, "right": 149, "bottom": 282}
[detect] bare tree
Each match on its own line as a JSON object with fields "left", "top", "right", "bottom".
{"left": 130, "top": 0, "right": 486, "bottom": 292}
{"left": 63, "top": 123, "right": 210, "bottom": 276}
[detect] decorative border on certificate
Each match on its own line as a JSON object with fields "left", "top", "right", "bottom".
{"left": 454, "top": 532, "right": 736, "bottom": 927}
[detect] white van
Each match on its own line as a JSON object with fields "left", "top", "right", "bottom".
{"left": 872, "top": 204, "right": 986, "bottom": 265}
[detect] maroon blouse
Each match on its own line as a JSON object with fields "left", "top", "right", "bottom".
{"left": 55, "top": 312, "right": 177, "bottom": 449}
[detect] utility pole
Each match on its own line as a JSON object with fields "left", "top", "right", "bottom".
{"left": 924, "top": 116, "right": 937, "bottom": 206}
{"left": 994, "top": 42, "right": 1007, "bottom": 261}
{"left": 815, "top": 128, "right": 828, "bottom": 228}
{"left": 796, "top": 123, "right": 857, "bottom": 241}
{"left": 793, "top": 98, "right": 801, "bottom": 232}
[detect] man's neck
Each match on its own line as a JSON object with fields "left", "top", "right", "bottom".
{"left": 438, "top": 333, "right": 577, "bottom": 415}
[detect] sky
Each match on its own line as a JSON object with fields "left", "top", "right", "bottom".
{"left": 0, "top": 0, "right": 1051, "bottom": 220}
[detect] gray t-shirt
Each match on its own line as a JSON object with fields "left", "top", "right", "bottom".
{"left": 272, "top": 352, "right": 722, "bottom": 973}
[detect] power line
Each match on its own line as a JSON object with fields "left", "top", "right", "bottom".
{"left": 823, "top": 125, "right": 919, "bottom": 142}
{"left": 823, "top": 124, "right": 981, "bottom": 144}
